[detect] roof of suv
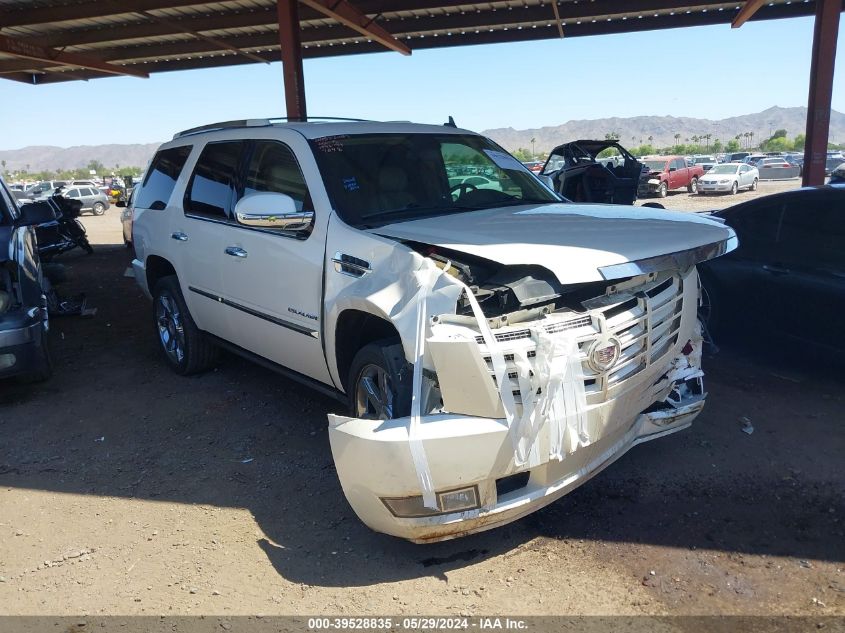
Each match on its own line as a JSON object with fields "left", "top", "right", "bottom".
{"left": 168, "top": 119, "right": 476, "bottom": 144}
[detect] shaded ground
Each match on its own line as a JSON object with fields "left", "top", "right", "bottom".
{"left": 0, "top": 205, "right": 842, "bottom": 616}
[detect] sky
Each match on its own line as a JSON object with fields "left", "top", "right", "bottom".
{"left": 0, "top": 14, "right": 842, "bottom": 150}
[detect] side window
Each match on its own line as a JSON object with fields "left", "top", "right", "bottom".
{"left": 671, "top": 159, "right": 685, "bottom": 171}
{"left": 241, "top": 141, "right": 312, "bottom": 214}
{"left": 66, "top": 188, "right": 80, "bottom": 198}
{"left": 184, "top": 141, "right": 244, "bottom": 221}
{"left": 135, "top": 145, "right": 192, "bottom": 210}
{"left": 726, "top": 202, "right": 783, "bottom": 261}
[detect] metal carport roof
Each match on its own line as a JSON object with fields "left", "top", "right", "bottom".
{"left": 0, "top": 0, "right": 841, "bottom": 184}
{"left": 0, "top": 0, "right": 835, "bottom": 84}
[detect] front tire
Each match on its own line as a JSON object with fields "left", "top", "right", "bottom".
{"left": 92, "top": 202, "right": 106, "bottom": 216}
{"left": 730, "top": 181, "right": 738, "bottom": 195}
{"left": 152, "top": 276, "right": 218, "bottom": 375}
{"left": 658, "top": 181, "right": 668, "bottom": 198}
{"left": 347, "top": 339, "right": 412, "bottom": 420}
{"left": 18, "top": 325, "right": 52, "bottom": 383}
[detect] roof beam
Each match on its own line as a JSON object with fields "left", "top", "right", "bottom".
{"left": 298, "top": 0, "right": 410, "bottom": 54}
{"left": 732, "top": 0, "right": 768, "bottom": 27}
{"left": 134, "top": 9, "right": 270, "bottom": 65}
{"left": 0, "top": 0, "right": 215, "bottom": 28}
{"left": 0, "top": 33, "right": 148, "bottom": 78}
{"left": 18, "top": 0, "right": 731, "bottom": 50}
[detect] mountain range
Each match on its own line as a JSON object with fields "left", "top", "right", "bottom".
{"left": 482, "top": 106, "right": 845, "bottom": 154}
{"left": 1, "top": 107, "right": 842, "bottom": 173}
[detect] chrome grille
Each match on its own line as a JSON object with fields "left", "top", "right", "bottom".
{"left": 476, "top": 272, "right": 685, "bottom": 405}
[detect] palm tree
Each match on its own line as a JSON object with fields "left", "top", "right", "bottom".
{"left": 748, "top": 131, "right": 754, "bottom": 149}
{"left": 530, "top": 137, "right": 536, "bottom": 159}
{"left": 705, "top": 133, "right": 712, "bottom": 150}
{"left": 674, "top": 133, "right": 681, "bottom": 147}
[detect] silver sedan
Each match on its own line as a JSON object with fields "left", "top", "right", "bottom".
{"left": 697, "top": 163, "right": 759, "bottom": 195}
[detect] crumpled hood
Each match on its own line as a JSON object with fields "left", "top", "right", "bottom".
{"left": 372, "top": 202, "right": 735, "bottom": 284}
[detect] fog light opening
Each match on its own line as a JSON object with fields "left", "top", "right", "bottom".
{"left": 382, "top": 485, "right": 480, "bottom": 518}
{"left": 0, "top": 353, "right": 16, "bottom": 370}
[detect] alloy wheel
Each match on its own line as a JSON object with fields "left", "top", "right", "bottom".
{"left": 354, "top": 363, "right": 395, "bottom": 420}
{"left": 156, "top": 293, "right": 185, "bottom": 365}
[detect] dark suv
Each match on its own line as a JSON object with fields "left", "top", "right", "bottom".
{"left": 0, "top": 176, "right": 55, "bottom": 382}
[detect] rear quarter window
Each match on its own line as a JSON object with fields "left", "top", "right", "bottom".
{"left": 135, "top": 145, "right": 192, "bottom": 210}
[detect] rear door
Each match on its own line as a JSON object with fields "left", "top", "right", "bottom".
{"left": 174, "top": 140, "right": 246, "bottom": 340}
{"left": 768, "top": 192, "right": 845, "bottom": 349}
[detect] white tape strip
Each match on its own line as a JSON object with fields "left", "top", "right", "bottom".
{"left": 409, "top": 264, "right": 440, "bottom": 510}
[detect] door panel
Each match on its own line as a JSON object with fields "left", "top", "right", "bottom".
{"left": 175, "top": 140, "right": 244, "bottom": 339}
{"left": 218, "top": 137, "right": 331, "bottom": 383}
{"left": 770, "top": 195, "right": 845, "bottom": 348}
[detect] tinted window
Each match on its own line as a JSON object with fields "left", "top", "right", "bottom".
{"left": 242, "top": 141, "right": 312, "bottom": 213}
{"left": 135, "top": 145, "right": 191, "bottom": 210}
{"left": 185, "top": 141, "right": 244, "bottom": 221}
{"left": 779, "top": 196, "right": 845, "bottom": 269}
{"left": 726, "top": 201, "right": 783, "bottom": 261}
{"left": 66, "top": 189, "right": 80, "bottom": 198}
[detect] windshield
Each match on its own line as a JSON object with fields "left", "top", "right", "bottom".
{"left": 708, "top": 165, "right": 739, "bottom": 175}
{"left": 643, "top": 160, "right": 667, "bottom": 171}
{"left": 310, "top": 133, "right": 559, "bottom": 227}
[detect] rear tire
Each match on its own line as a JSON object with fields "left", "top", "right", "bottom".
{"left": 751, "top": 178, "right": 758, "bottom": 192}
{"left": 92, "top": 202, "right": 106, "bottom": 216}
{"left": 687, "top": 178, "right": 698, "bottom": 194}
{"left": 347, "top": 339, "right": 413, "bottom": 420}
{"left": 152, "top": 276, "right": 218, "bottom": 375}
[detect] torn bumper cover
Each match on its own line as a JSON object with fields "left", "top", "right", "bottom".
{"left": 329, "top": 264, "right": 708, "bottom": 543}
{"left": 329, "top": 358, "right": 705, "bottom": 543}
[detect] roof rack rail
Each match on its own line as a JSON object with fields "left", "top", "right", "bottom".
{"left": 173, "top": 116, "right": 373, "bottom": 139}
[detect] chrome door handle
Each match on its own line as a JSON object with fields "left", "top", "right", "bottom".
{"left": 225, "top": 246, "right": 248, "bottom": 258}
{"left": 171, "top": 232, "right": 188, "bottom": 241}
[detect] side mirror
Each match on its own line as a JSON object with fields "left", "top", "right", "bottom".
{"left": 116, "top": 200, "right": 126, "bottom": 208}
{"left": 17, "top": 201, "right": 57, "bottom": 226}
{"left": 668, "top": 167, "right": 677, "bottom": 172}
{"left": 234, "top": 192, "right": 313, "bottom": 231}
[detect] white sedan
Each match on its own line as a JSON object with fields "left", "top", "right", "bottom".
{"left": 697, "top": 163, "right": 759, "bottom": 195}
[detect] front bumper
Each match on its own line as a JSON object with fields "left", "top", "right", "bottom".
{"left": 698, "top": 182, "right": 734, "bottom": 193}
{"left": 0, "top": 312, "right": 46, "bottom": 379}
{"left": 329, "top": 367, "right": 705, "bottom": 543}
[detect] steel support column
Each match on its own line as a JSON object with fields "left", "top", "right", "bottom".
{"left": 802, "top": 0, "right": 839, "bottom": 186}
{"left": 277, "top": 0, "right": 306, "bottom": 121}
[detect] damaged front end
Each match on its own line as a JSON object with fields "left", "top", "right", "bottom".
{"left": 328, "top": 236, "right": 725, "bottom": 543}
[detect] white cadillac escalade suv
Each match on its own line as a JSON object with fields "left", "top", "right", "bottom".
{"left": 130, "top": 119, "right": 736, "bottom": 542}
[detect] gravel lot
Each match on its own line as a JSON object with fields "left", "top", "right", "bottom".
{"left": 1, "top": 191, "right": 843, "bottom": 618}
{"left": 635, "top": 178, "right": 803, "bottom": 213}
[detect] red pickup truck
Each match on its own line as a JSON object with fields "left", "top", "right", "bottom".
{"left": 638, "top": 156, "right": 704, "bottom": 198}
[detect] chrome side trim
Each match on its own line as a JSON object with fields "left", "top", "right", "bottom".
{"left": 598, "top": 235, "right": 738, "bottom": 281}
{"left": 188, "top": 286, "right": 318, "bottom": 338}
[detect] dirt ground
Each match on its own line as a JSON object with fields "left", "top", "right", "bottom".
{"left": 1, "top": 189, "right": 843, "bottom": 618}
{"left": 635, "top": 177, "right": 803, "bottom": 212}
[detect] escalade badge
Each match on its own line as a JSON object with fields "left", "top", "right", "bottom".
{"left": 588, "top": 336, "right": 622, "bottom": 373}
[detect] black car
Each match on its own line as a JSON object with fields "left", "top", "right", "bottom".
{"left": 0, "top": 176, "right": 56, "bottom": 382}
{"left": 540, "top": 140, "right": 647, "bottom": 205}
{"left": 698, "top": 185, "right": 845, "bottom": 352}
